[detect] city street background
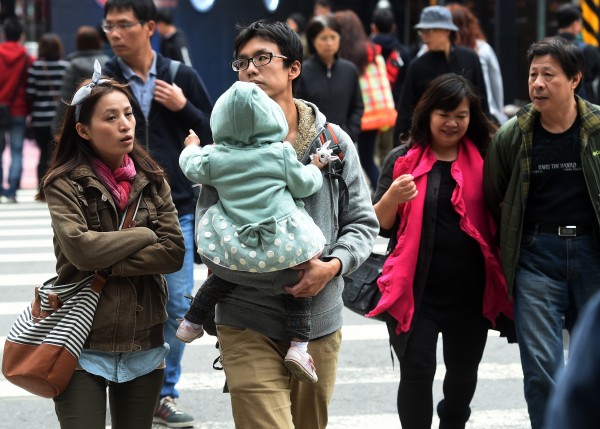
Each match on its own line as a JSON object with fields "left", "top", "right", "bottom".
{"left": 0, "top": 139, "right": 530, "bottom": 428}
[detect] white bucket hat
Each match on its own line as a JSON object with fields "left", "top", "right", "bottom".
{"left": 414, "top": 6, "right": 459, "bottom": 32}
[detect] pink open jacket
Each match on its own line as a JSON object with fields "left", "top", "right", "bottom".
{"left": 368, "top": 138, "right": 513, "bottom": 334}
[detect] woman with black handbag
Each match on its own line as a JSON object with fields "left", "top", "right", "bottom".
{"left": 369, "top": 73, "right": 512, "bottom": 429}
{"left": 35, "top": 63, "right": 185, "bottom": 429}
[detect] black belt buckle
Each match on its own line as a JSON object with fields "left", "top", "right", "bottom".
{"left": 558, "top": 226, "right": 577, "bottom": 237}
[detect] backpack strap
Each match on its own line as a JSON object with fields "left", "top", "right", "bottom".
{"left": 318, "top": 123, "right": 344, "bottom": 173}
{"left": 317, "top": 123, "right": 349, "bottom": 211}
{"left": 169, "top": 60, "right": 181, "bottom": 84}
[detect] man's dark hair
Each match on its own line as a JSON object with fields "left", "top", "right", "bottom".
{"left": 233, "top": 20, "right": 303, "bottom": 91}
{"left": 527, "top": 36, "right": 584, "bottom": 92}
{"left": 104, "top": 0, "right": 156, "bottom": 22}
{"left": 2, "top": 17, "right": 23, "bottom": 41}
{"left": 155, "top": 9, "right": 174, "bottom": 25}
{"left": 372, "top": 8, "right": 396, "bottom": 34}
{"left": 556, "top": 4, "right": 581, "bottom": 30}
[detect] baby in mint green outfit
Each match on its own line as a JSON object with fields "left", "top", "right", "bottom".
{"left": 178, "top": 81, "right": 327, "bottom": 383}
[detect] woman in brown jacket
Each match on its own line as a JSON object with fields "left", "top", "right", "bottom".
{"left": 36, "top": 67, "right": 185, "bottom": 429}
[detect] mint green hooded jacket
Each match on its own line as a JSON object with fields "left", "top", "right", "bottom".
{"left": 193, "top": 89, "right": 379, "bottom": 340}
{"left": 180, "top": 81, "right": 325, "bottom": 271}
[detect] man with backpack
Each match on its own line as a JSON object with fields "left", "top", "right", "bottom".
{"left": 101, "top": 0, "right": 213, "bottom": 426}
{"left": 556, "top": 4, "right": 600, "bottom": 103}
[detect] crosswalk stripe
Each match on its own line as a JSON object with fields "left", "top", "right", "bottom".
{"left": 328, "top": 409, "right": 530, "bottom": 429}
{"left": 0, "top": 361, "right": 524, "bottom": 398}
{"left": 0, "top": 219, "right": 51, "bottom": 227}
{"left": 0, "top": 303, "right": 30, "bottom": 314}
{"left": 0, "top": 253, "right": 56, "bottom": 262}
{"left": 0, "top": 210, "right": 49, "bottom": 218}
{"left": 0, "top": 239, "right": 53, "bottom": 249}
{"left": 0, "top": 273, "right": 56, "bottom": 286}
{"left": 0, "top": 229, "right": 52, "bottom": 237}
{"left": 372, "top": 243, "right": 387, "bottom": 253}
{"left": 0, "top": 202, "right": 42, "bottom": 210}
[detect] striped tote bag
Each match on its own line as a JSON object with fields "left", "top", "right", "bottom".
{"left": 1, "top": 273, "right": 105, "bottom": 398}
{"left": 1, "top": 194, "right": 140, "bottom": 398}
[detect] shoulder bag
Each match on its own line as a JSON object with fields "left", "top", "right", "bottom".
{"left": 359, "top": 46, "right": 398, "bottom": 132}
{"left": 342, "top": 222, "right": 397, "bottom": 322}
{"left": 1, "top": 195, "right": 141, "bottom": 398}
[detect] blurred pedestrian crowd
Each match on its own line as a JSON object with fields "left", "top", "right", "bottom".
{"left": 2, "top": 1, "right": 600, "bottom": 429}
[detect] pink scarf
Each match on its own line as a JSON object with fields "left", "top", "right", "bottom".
{"left": 367, "top": 138, "right": 512, "bottom": 334}
{"left": 92, "top": 154, "right": 136, "bottom": 212}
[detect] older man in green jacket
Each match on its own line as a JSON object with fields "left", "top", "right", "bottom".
{"left": 484, "top": 36, "right": 600, "bottom": 429}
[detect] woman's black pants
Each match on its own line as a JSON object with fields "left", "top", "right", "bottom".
{"left": 387, "top": 315, "right": 489, "bottom": 429}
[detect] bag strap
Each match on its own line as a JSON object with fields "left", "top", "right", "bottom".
{"left": 90, "top": 193, "right": 142, "bottom": 293}
{"left": 318, "top": 123, "right": 349, "bottom": 211}
{"left": 169, "top": 60, "right": 181, "bottom": 84}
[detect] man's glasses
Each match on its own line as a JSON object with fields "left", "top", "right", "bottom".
{"left": 101, "top": 21, "right": 145, "bottom": 33}
{"left": 231, "top": 52, "right": 288, "bottom": 72}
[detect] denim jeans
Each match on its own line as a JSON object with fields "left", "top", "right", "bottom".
{"left": 0, "top": 115, "right": 26, "bottom": 197}
{"left": 514, "top": 228, "right": 600, "bottom": 429}
{"left": 161, "top": 213, "right": 195, "bottom": 399}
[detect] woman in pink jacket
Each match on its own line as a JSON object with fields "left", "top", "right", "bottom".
{"left": 369, "top": 73, "right": 512, "bottom": 429}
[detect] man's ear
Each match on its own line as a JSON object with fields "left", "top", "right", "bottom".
{"left": 76, "top": 123, "right": 91, "bottom": 141}
{"left": 146, "top": 20, "right": 156, "bottom": 37}
{"left": 289, "top": 60, "right": 301, "bottom": 81}
{"left": 573, "top": 72, "right": 583, "bottom": 90}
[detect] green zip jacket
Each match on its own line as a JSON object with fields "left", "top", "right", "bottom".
{"left": 484, "top": 96, "right": 600, "bottom": 296}
{"left": 45, "top": 166, "right": 185, "bottom": 352}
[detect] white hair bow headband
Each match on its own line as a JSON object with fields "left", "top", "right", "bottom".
{"left": 70, "top": 59, "right": 110, "bottom": 121}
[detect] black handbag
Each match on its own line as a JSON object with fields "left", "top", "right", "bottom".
{"left": 342, "top": 219, "right": 398, "bottom": 321}
{"left": 342, "top": 252, "right": 387, "bottom": 321}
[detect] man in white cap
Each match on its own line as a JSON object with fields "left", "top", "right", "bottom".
{"left": 394, "top": 5, "right": 490, "bottom": 142}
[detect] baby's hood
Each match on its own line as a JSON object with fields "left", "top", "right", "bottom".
{"left": 210, "top": 81, "right": 288, "bottom": 146}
